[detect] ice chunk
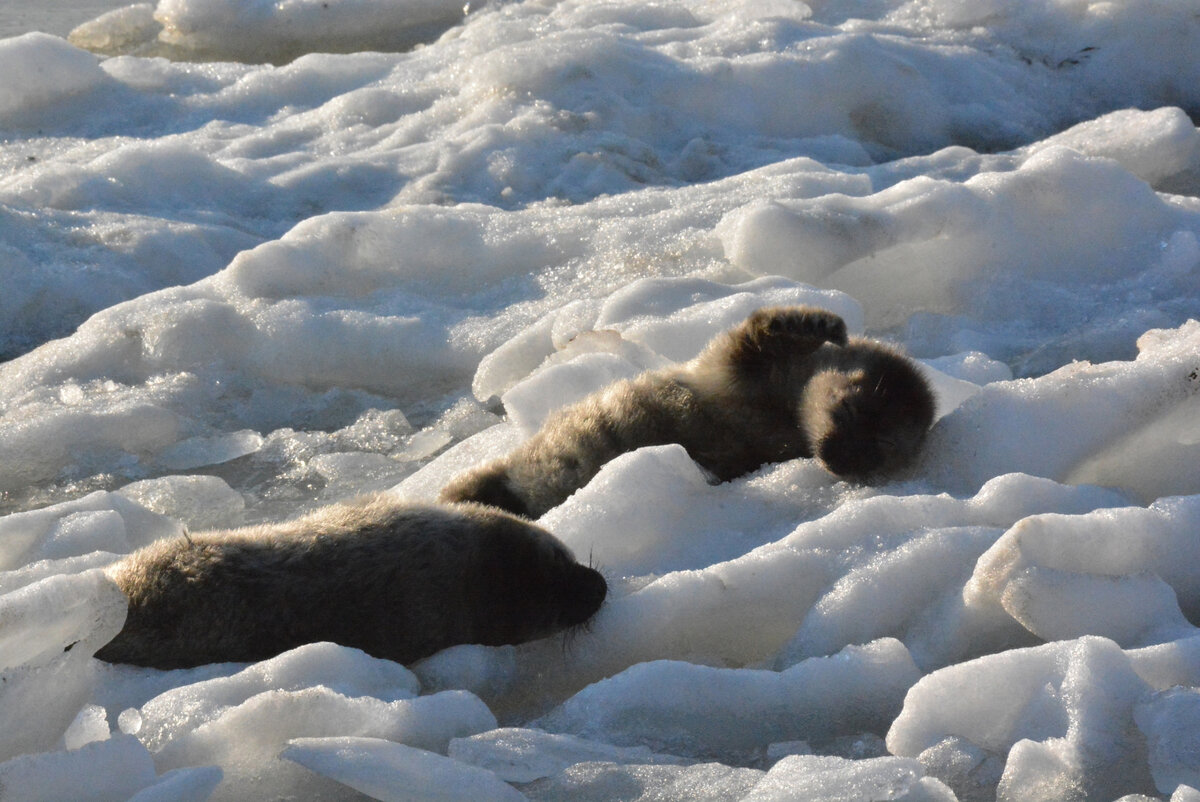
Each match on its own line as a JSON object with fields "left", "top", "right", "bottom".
{"left": 927, "top": 321, "right": 1200, "bottom": 500}
{"left": 62, "top": 704, "right": 112, "bottom": 750}
{"left": 543, "top": 446, "right": 853, "bottom": 577}
{"left": 126, "top": 766, "right": 223, "bottom": 802}
{"left": 413, "top": 644, "right": 520, "bottom": 701}
{"left": 888, "top": 637, "right": 1158, "bottom": 800}
{"left": 539, "top": 639, "right": 919, "bottom": 761}
{"left": 532, "top": 473, "right": 1126, "bottom": 699}
{"left": 0, "top": 552, "right": 120, "bottom": 595}
{"left": 783, "top": 525, "right": 1004, "bottom": 663}
{"left": 0, "top": 34, "right": 110, "bottom": 119}
{"left": 719, "top": 149, "right": 1193, "bottom": 329}
{"left": 918, "top": 365, "right": 988, "bottom": 422}
{"left": 968, "top": 495, "right": 1200, "bottom": 635}
{"left": 471, "top": 299, "right": 606, "bottom": 402}
{"left": 133, "top": 642, "right": 421, "bottom": 752}
{"left": 594, "top": 276, "right": 864, "bottom": 363}
{"left": 999, "top": 566, "right": 1195, "bottom": 647}
{"left": 448, "top": 727, "right": 691, "bottom": 783}
{"left": 741, "top": 754, "right": 955, "bottom": 802}
{"left": 1128, "top": 634, "right": 1200, "bottom": 694}
{"left": 68, "top": 4, "right": 161, "bottom": 57}
{"left": 0, "top": 491, "right": 182, "bottom": 571}
{"left": 0, "top": 735, "right": 157, "bottom": 802}
{"left": 1066, "top": 394, "right": 1200, "bottom": 504}
{"left": 156, "top": 430, "right": 265, "bottom": 471}
{"left": 541, "top": 444, "right": 721, "bottom": 574}
{"left": 1025, "top": 107, "right": 1200, "bottom": 187}
{"left": 522, "top": 760, "right": 763, "bottom": 801}
{"left": 921, "top": 352, "right": 1013, "bottom": 386}
{"left": 152, "top": 688, "right": 496, "bottom": 799}
{"left": 1135, "top": 687, "right": 1200, "bottom": 797}
{"left": 0, "top": 570, "right": 127, "bottom": 760}
{"left": 281, "top": 736, "right": 525, "bottom": 801}
{"left": 37, "top": 510, "right": 130, "bottom": 561}
{"left": 117, "top": 475, "right": 246, "bottom": 531}
{"left": 915, "top": 736, "right": 1005, "bottom": 802}
{"left": 475, "top": 275, "right": 861, "bottom": 404}
{"left": 391, "top": 423, "right": 524, "bottom": 503}
{"left": 503, "top": 351, "right": 646, "bottom": 434}
{"left": 154, "top": 0, "right": 469, "bottom": 63}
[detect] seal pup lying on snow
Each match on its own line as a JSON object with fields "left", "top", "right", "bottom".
{"left": 96, "top": 494, "right": 607, "bottom": 669}
{"left": 441, "top": 305, "right": 935, "bottom": 518}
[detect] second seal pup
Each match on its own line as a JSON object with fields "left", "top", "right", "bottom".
{"left": 96, "top": 494, "right": 607, "bottom": 669}
{"left": 440, "top": 305, "right": 935, "bottom": 517}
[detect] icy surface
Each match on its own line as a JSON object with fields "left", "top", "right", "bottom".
{"left": 2, "top": 0, "right": 1200, "bottom": 798}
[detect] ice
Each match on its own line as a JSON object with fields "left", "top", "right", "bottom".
{"left": 0, "top": 570, "right": 127, "bottom": 760}
{"left": 3, "top": 0, "right": 1200, "bottom": 796}
{"left": 153, "top": 0, "right": 467, "bottom": 64}
{"left": 1027, "top": 107, "right": 1200, "bottom": 188}
{"left": 0, "top": 33, "right": 111, "bottom": 120}
{"left": 967, "top": 495, "right": 1200, "bottom": 642}
{"left": 281, "top": 736, "right": 526, "bottom": 802}
{"left": 0, "top": 735, "right": 220, "bottom": 802}
{"left": 537, "top": 639, "right": 920, "bottom": 761}
{"left": 148, "top": 686, "right": 495, "bottom": 799}
{"left": 156, "top": 430, "right": 264, "bottom": 471}
{"left": 67, "top": 5, "right": 160, "bottom": 57}
{"left": 719, "top": 146, "right": 1200, "bottom": 333}
{"left": 522, "top": 760, "right": 765, "bottom": 801}
{"left": 126, "top": 641, "right": 422, "bottom": 751}
{"left": 89, "top": 644, "right": 459, "bottom": 800}
{"left": 1136, "top": 687, "right": 1200, "bottom": 797}
{"left": 502, "top": 352, "right": 646, "bottom": 435}
{"left": 63, "top": 703, "right": 113, "bottom": 750}
{"left": 115, "top": 474, "right": 246, "bottom": 531}
{"left": 127, "top": 766, "right": 224, "bottom": 802}
{"left": 741, "top": 754, "right": 955, "bottom": 802}
{"left": 0, "top": 552, "right": 121, "bottom": 596}
{"left": 0, "top": 734, "right": 157, "bottom": 802}
{"left": 926, "top": 322, "right": 1200, "bottom": 499}
{"left": 448, "top": 727, "right": 692, "bottom": 784}
{"left": 475, "top": 275, "right": 861, "bottom": 414}
{"left": 0, "top": 490, "right": 181, "bottom": 570}
{"left": 888, "top": 636, "right": 1165, "bottom": 800}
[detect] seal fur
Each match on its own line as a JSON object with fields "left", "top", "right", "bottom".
{"left": 440, "top": 306, "right": 935, "bottom": 518}
{"left": 96, "top": 494, "right": 607, "bottom": 669}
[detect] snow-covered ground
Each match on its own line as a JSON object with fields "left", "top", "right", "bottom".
{"left": 2, "top": 0, "right": 1200, "bottom": 799}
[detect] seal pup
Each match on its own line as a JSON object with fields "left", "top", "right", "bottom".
{"left": 440, "top": 305, "right": 935, "bottom": 518}
{"left": 96, "top": 494, "right": 607, "bottom": 669}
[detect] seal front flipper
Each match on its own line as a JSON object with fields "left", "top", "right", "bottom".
{"left": 706, "top": 305, "right": 848, "bottom": 384}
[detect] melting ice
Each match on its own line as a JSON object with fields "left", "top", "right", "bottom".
{"left": 2, "top": 0, "right": 1200, "bottom": 799}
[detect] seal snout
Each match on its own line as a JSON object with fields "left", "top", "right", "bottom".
{"left": 560, "top": 564, "right": 607, "bottom": 626}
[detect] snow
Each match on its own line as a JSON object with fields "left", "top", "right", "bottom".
{"left": 0, "top": 0, "right": 1199, "bottom": 798}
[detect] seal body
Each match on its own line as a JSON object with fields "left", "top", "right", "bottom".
{"left": 441, "top": 306, "right": 935, "bottom": 518}
{"left": 96, "top": 495, "right": 607, "bottom": 669}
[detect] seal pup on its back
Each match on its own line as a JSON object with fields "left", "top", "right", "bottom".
{"left": 440, "top": 306, "right": 935, "bottom": 518}
{"left": 96, "top": 494, "right": 607, "bottom": 669}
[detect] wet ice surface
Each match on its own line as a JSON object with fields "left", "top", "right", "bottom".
{"left": 2, "top": 0, "right": 1200, "bottom": 799}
